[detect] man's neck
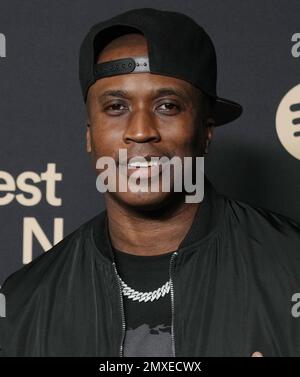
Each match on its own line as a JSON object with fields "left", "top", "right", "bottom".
{"left": 105, "top": 194, "right": 200, "bottom": 256}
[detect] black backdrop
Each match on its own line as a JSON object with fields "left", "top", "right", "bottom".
{"left": 0, "top": 0, "right": 299, "bottom": 284}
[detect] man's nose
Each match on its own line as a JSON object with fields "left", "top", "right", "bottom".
{"left": 123, "top": 110, "right": 161, "bottom": 144}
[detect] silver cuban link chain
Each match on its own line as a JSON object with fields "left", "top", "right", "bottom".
{"left": 118, "top": 276, "right": 171, "bottom": 302}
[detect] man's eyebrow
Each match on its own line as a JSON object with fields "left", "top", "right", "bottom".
{"left": 154, "top": 87, "right": 190, "bottom": 101}
{"left": 98, "top": 90, "right": 129, "bottom": 100}
{"left": 97, "top": 87, "right": 191, "bottom": 102}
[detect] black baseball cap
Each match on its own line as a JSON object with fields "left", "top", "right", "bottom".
{"left": 79, "top": 8, "right": 243, "bottom": 126}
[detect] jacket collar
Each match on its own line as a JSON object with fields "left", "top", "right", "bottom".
{"left": 91, "top": 175, "right": 226, "bottom": 264}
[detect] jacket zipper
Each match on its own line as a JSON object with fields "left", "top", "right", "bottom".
{"left": 169, "top": 251, "right": 178, "bottom": 357}
{"left": 112, "top": 261, "right": 126, "bottom": 357}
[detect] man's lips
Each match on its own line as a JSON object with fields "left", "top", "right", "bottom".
{"left": 117, "top": 154, "right": 170, "bottom": 178}
{"left": 118, "top": 153, "right": 169, "bottom": 166}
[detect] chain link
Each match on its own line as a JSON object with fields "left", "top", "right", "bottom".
{"left": 118, "top": 276, "right": 171, "bottom": 302}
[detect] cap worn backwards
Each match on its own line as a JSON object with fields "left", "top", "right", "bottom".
{"left": 79, "top": 8, "right": 243, "bottom": 126}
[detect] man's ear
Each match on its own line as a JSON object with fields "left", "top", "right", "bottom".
{"left": 202, "top": 117, "right": 215, "bottom": 155}
{"left": 86, "top": 124, "right": 91, "bottom": 153}
{"left": 204, "top": 117, "right": 215, "bottom": 142}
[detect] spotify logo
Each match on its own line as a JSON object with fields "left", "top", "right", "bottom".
{"left": 276, "top": 84, "right": 300, "bottom": 160}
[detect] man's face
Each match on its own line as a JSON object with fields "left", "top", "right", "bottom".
{"left": 86, "top": 33, "right": 213, "bottom": 210}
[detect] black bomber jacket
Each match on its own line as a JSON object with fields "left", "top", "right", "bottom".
{"left": 1, "top": 177, "right": 300, "bottom": 357}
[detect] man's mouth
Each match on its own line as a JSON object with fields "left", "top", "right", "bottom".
{"left": 118, "top": 155, "right": 169, "bottom": 179}
{"left": 121, "top": 160, "right": 161, "bottom": 168}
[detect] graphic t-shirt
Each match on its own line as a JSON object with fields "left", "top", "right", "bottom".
{"left": 113, "top": 247, "right": 175, "bottom": 357}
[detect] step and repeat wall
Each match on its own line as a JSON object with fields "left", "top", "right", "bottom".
{"left": 0, "top": 0, "right": 299, "bottom": 285}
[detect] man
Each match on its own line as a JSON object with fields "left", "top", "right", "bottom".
{"left": 1, "top": 8, "right": 300, "bottom": 357}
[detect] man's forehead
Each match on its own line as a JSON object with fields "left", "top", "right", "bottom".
{"left": 88, "top": 72, "right": 200, "bottom": 103}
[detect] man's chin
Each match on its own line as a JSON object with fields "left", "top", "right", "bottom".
{"left": 110, "top": 190, "right": 176, "bottom": 212}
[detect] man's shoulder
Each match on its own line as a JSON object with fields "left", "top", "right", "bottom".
{"left": 225, "top": 194, "right": 300, "bottom": 235}
{"left": 224, "top": 194, "right": 300, "bottom": 261}
{"left": 0, "top": 211, "right": 105, "bottom": 298}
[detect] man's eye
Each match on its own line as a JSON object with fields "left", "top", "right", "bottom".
{"left": 157, "top": 102, "right": 180, "bottom": 114}
{"left": 105, "top": 103, "right": 128, "bottom": 113}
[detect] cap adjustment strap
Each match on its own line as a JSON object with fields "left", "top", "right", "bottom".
{"left": 94, "top": 56, "right": 150, "bottom": 79}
